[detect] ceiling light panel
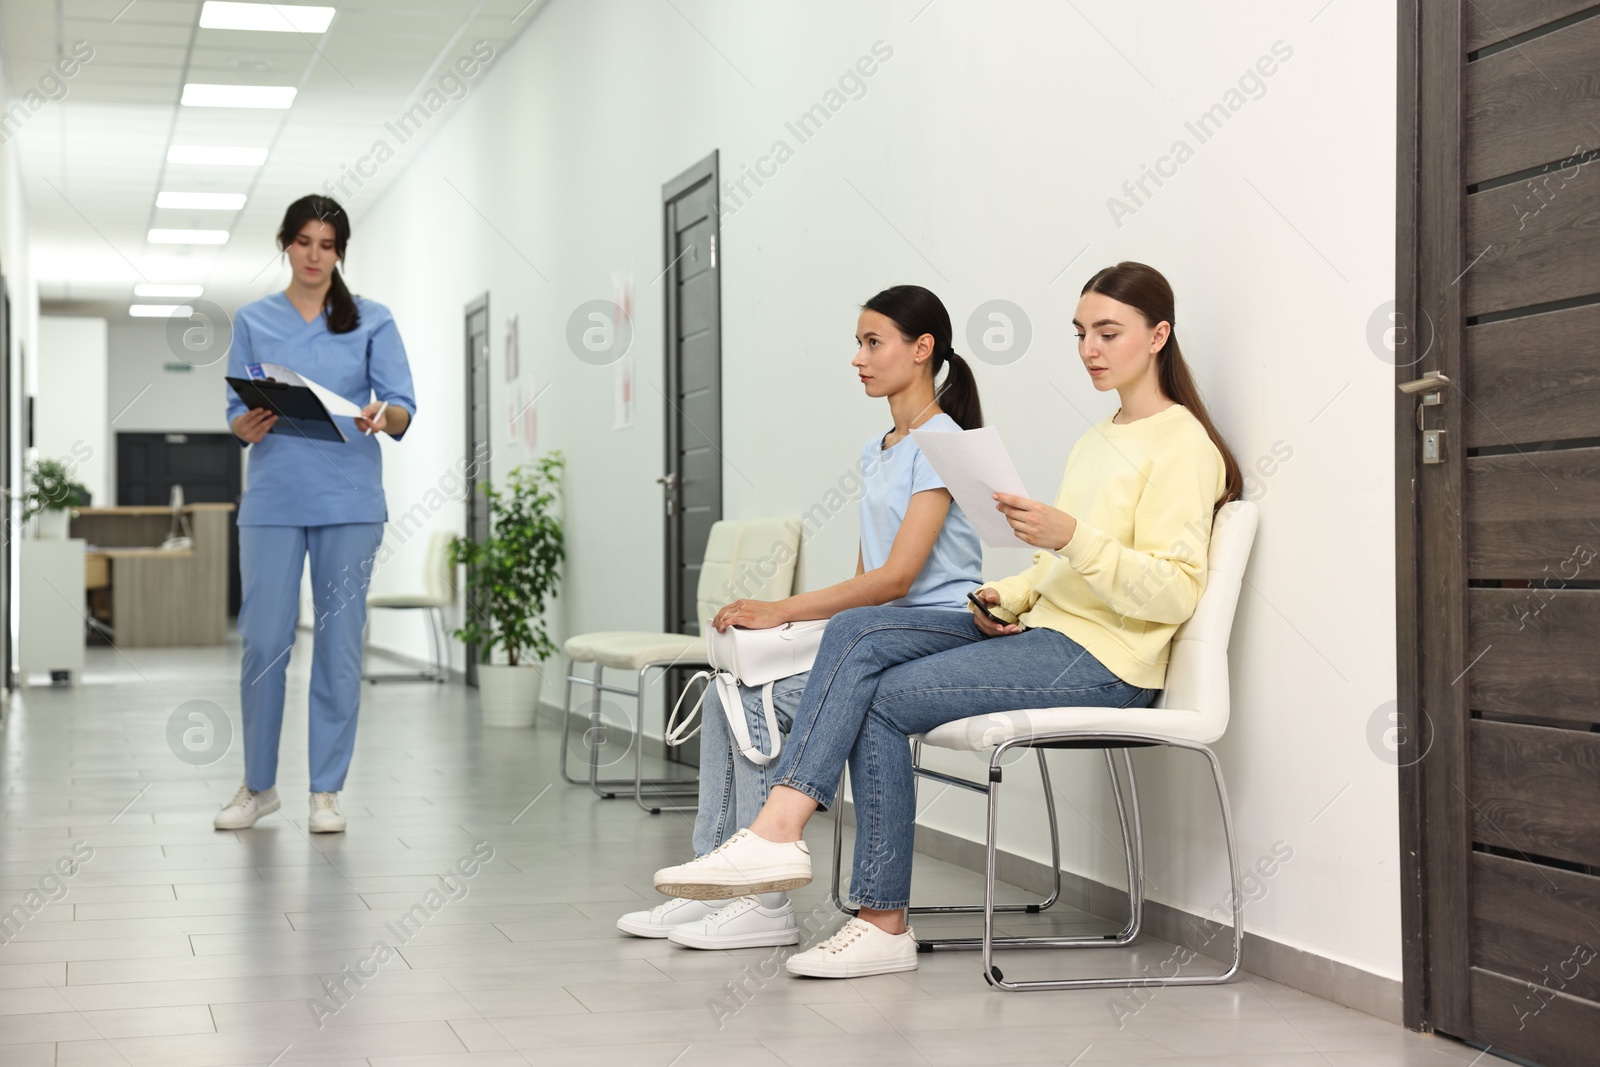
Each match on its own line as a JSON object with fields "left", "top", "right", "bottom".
{"left": 134, "top": 284, "right": 205, "bottom": 299}
{"left": 156, "top": 192, "right": 247, "bottom": 210}
{"left": 181, "top": 83, "right": 297, "bottom": 109}
{"left": 199, "top": 3, "right": 336, "bottom": 33}
{"left": 148, "top": 229, "right": 230, "bottom": 245}
{"left": 167, "top": 145, "right": 269, "bottom": 166}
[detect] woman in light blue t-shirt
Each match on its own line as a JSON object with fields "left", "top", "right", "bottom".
{"left": 618, "top": 285, "right": 983, "bottom": 949}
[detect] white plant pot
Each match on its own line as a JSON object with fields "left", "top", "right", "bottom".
{"left": 36, "top": 509, "right": 71, "bottom": 539}
{"left": 477, "top": 662, "right": 543, "bottom": 728}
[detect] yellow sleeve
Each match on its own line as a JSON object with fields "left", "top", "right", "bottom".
{"left": 1034, "top": 444, "right": 1221, "bottom": 624}
{"left": 983, "top": 555, "right": 1049, "bottom": 622}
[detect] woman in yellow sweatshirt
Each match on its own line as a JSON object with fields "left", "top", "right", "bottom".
{"left": 652, "top": 262, "right": 1243, "bottom": 978}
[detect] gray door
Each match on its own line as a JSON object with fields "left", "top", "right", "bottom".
{"left": 464, "top": 294, "right": 491, "bottom": 688}
{"left": 661, "top": 151, "right": 722, "bottom": 636}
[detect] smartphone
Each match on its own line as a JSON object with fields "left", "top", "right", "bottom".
{"left": 967, "top": 590, "right": 1006, "bottom": 626}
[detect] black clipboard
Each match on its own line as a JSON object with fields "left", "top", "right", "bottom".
{"left": 227, "top": 376, "right": 348, "bottom": 443}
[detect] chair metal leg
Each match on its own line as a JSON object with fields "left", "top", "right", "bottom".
{"left": 828, "top": 771, "right": 849, "bottom": 911}
{"left": 978, "top": 736, "right": 1242, "bottom": 992}
{"left": 558, "top": 656, "right": 581, "bottom": 785}
{"left": 587, "top": 662, "right": 610, "bottom": 799}
{"left": 364, "top": 606, "right": 452, "bottom": 684}
{"left": 916, "top": 748, "right": 1142, "bottom": 950}
{"left": 426, "top": 607, "right": 447, "bottom": 683}
{"left": 417, "top": 608, "right": 438, "bottom": 682}
{"left": 555, "top": 659, "right": 700, "bottom": 806}
{"left": 828, "top": 751, "right": 1071, "bottom": 920}
{"left": 634, "top": 664, "right": 697, "bottom": 815}
{"left": 1110, "top": 748, "right": 1145, "bottom": 943}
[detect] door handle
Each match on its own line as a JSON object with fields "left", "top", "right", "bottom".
{"left": 1399, "top": 371, "right": 1449, "bottom": 463}
{"left": 657, "top": 473, "right": 678, "bottom": 515}
{"left": 1398, "top": 369, "right": 1449, "bottom": 397}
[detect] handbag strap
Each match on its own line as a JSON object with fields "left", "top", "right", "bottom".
{"left": 664, "top": 670, "right": 714, "bottom": 746}
{"left": 724, "top": 676, "right": 783, "bottom": 766}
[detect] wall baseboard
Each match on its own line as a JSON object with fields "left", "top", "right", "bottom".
{"left": 542, "top": 699, "right": 1402, "bottom": 1024}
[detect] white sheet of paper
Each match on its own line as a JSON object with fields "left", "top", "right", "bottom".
{"left": 259, "top": 362, "right": 364, "bottom": 418}
{"left": 909, "top": 426, "right": 1030, "bottom": 547}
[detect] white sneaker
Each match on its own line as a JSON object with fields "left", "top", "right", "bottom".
{"left": 668, "top": 895, "right": 800, "bottom": 950}
{"left": 616, "top": 897, "right": 728, "bottom": 938}
{"left": 786, "top": 917, "right": 918, "bottom": 978}
{"left": 653, "top": 828, "right": 812, "bottom": 900}
{"left": 214, "top": 784, "right": 280, "bottom": 830}
{"left": 308, "top": 792, "right": 346, "bottom": 833}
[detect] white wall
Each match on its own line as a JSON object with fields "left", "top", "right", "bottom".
{"left": 35, "top": 316, "right": 108, "bottom": 506}
{"left": 105, "top": 317, "right": 233, "bottom": 435}
{"left": 347, "top": 0, "right": 1400, "bottom": 981}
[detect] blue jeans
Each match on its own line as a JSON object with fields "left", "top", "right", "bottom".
{"left": 773, "top": 607, "right": 1157, "bottom": 910}
{"left": 691, "top": 673, "right": 807, "bottom": 856}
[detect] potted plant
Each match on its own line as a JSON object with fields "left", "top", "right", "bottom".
{"left": 449, "top": 451, "right": 565, "bottom": 727}
{"left": 22, "top": 458, "right": 91, "bottom": 539}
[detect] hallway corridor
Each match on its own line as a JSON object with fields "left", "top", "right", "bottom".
{"left": 0, "top": 633, "right": 1497, "bottom": 1065}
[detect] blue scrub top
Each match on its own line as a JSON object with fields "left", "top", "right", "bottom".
{"left": 858, "top": 413, "right": 984, "bottom": 608}
{"left": 225, "top": 292, "right": 417, "bottom": 527}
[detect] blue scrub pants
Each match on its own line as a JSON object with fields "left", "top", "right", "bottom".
{"left": 238, "top": 522, "right": 386, "bottom": 794}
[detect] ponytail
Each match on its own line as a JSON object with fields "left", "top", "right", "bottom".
{"left": 324, "top": 266, "right": 360, "bottom": 334}
{"left": 935, "top": 348, "right": 984, "bottom": 430}
{"left": 861, "top": 284, "right": 986, "bottom": 429}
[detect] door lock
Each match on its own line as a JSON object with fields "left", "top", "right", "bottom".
{"left": 657, "top": 473, "right": 679, "bottom": 516}
{"left": 1399, "top": 371, "right": 1450, "bottom": 464}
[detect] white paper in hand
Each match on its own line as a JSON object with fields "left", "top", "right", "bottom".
{"left": 259, "top": 362, "right": 364, "bottom": 419}
{"left": 909, "top": 426, "right": 1030, "bottom": 547}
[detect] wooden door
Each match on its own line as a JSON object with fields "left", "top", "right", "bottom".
{"left": 661, "top": 151, "right": 723, "bottom": 637}
{"left": 1398, "top": 4, "right": 1600, "bottom": 1063}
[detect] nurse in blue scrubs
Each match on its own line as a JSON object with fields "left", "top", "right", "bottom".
{"left": 214, "top": 194, "right": 417, "bottom": 834}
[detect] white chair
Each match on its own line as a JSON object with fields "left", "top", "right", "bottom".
{"left": 831, "top": 500, "right": 1258, "bottom": 991}
{"left": 559, "top": 517, "right": 799, "bottom": 813}
{"left": 362, "top": 530, "right": 456, "bottom": 684}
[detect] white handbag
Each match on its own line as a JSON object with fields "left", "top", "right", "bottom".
{"left": 665, "top": 619, "right": 828, "bottom": 765}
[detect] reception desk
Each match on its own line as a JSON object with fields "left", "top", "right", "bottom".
{"left": 69, "top": 504, "right": 235, "bottom": 647}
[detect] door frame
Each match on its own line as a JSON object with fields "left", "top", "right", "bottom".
{"left": 463, "top": 292, "right": 491, "bottom": 688}
{"left": 1395, "top": 0, "right": 1469, "bottom": 1034}
{"left": 1, "top": 283, "right": 10, "bottom": 694}
{"left": 660, "top": 149, "right": 721, "bottom": 634}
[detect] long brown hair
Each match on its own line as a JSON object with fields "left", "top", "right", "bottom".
{"left": 1081, "top": 261, "right": 1241, "bottom": 507}
{"left": 277, "top": 195, "right": 359, "bottom": 334}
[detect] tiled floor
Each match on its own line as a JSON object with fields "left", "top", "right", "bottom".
{"left": 0, "top": 630, "right": 1509, "bottom": 1066}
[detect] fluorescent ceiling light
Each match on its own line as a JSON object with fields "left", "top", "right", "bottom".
{"left": 181, "top": 83, "right": 297, "bottom": 109}
{"left": 167, "top": 145, "right": 268, "bottom": 166}
{"left": 134, "top": 284, "right": 204, "bottom": 299}
{"left": 199, "top": 2, "right": 336, "bottom": 33}
{"left": 130, "top": 305, "right": 195, "bottom": 318}
{"left": 148, "top": 229, "right": 230, "bottom": 245}
{"left": 157, "top": 191, "right": 247, "bottom": 210}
